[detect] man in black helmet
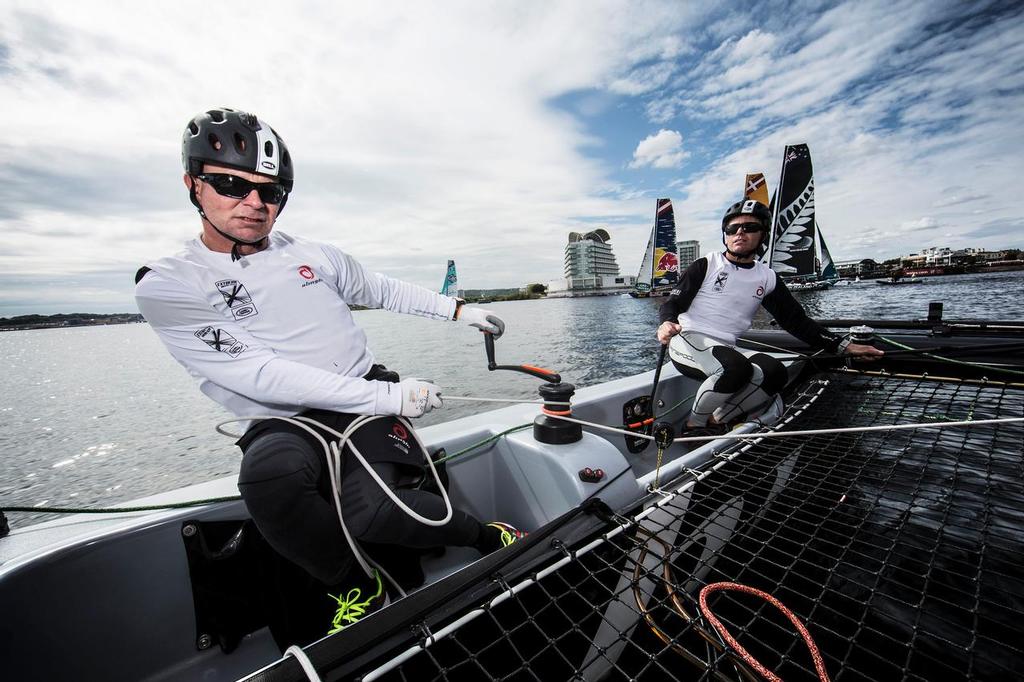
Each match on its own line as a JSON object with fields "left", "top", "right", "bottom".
{"left": 656, "top": 199, "right": 882, "bottom": 435}
{"left": 135, "top": 108, "right": 522, "bottom": 647}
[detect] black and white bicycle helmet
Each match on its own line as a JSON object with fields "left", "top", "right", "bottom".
{"left": 182, "top": 108, "right": 293, "bottom": 190}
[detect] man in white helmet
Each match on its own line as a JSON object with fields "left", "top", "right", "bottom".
{"left": 657, "top": 199, "right": 883, "bottom": 436}
{"left": 135, "top": 108, "right": 522, "bottom": 647}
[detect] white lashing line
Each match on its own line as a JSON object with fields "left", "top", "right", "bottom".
{"left": 216, "top": 414, "right": 454, "bottom": 587}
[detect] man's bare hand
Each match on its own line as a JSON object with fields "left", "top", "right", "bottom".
{"left": 844, "top": 342, "right": 884, "bottom": 361}
{"left": 657, "top": 321, "right": 681, "bottom": 345}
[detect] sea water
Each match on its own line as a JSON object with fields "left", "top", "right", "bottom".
{"left": 1, "top": 270, "right": 1021, "bottom": 529}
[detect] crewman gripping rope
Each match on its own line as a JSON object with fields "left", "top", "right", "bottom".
{"left": 134, "top": 108, "right": 524, "bottom": 650}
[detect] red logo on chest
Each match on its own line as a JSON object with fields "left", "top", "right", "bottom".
{"left": 298, "top": 265, "right": 315, "bottom": 280}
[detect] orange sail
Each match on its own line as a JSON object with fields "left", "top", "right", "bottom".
{"left": 744, "top": 172, "right": 770, "bottom": 206}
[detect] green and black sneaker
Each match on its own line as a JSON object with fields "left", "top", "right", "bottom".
{"left": 326, "top": 570, "right": 386, "bottom": 635}
{"left": 475, "top": 521, "right": 527, "bottom": 554}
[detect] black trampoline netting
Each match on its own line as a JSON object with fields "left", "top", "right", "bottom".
{"left": 297, "top": 372, "right": 1024, "bottom": 682}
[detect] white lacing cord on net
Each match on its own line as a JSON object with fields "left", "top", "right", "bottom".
{"left": 216, "top": 414, "right": 453, "bottom": 591}
{"left": 284, "top": 644, "right": 322, "bottom": 682}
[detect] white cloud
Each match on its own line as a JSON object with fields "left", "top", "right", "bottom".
{"left": 899, "top": 217, "right": 941, "bottom": 231}
{"left": 608, "top": 61, "right": 677, "bottom": 96}
{"left": 1, "top": 0, "right": 1022, "bottom": 314}
{"left": 642, "top": 1, "right": 1024, "bottom": 263}
{"left": 0, "top": 1, "right": 715, "bottom": 313}
{"left": 629, "top": 129, "right": 688, "bottom": 169}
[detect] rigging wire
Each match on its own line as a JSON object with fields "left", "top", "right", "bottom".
{"left": 877, "top": 334, "right": 1024, "bottom": 377}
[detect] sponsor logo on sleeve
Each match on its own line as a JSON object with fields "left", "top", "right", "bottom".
{"left": 215, "top": 279, "right": 259, "bottom": 320}
{"left": 195, "top": 326, "right": 246, "bottom": 357}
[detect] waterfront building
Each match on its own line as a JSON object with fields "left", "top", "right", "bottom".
{"left": 564, "top": 229, "right": 620, "bottom": 278}
{"left": 835, "top": 258, "right": 881, "bottom": 278}
{"left": 547, "top": 229, "right": 635, "bottom": 297}
{"left": 676, "top": 240, "right": 700, "bottom": 268}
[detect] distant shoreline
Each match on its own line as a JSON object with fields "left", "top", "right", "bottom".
{"left": 4, "top": 268, "right": 1020, "bottom": 331}
{"left": 0, "top": 313, "right": 145, "bottom": 332}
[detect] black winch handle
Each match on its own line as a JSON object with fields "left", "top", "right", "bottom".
{"left": 484, "top": 332, "right": 561, "bottom": 384}
{"left": 646, "top": 343, "right": 668, "bottom": 431}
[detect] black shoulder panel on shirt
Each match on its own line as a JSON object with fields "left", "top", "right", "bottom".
{"left": 135, "top": 266, "right": 152, "bottom": 284}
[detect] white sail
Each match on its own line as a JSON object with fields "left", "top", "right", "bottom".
{"left": 634, "top": 229, "right": 655, "bottom": 293}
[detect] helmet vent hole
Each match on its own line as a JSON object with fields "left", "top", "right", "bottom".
{"left": 234, "top": 133, "right": 247, "bottom": 154}
{"left": 208, "top": 109, "right": 225, "bottom": 123}
{"left": 265, "top": 140, "right": 274, "bottom": 157}
{"left": 208, "top": 133, "right": 222, "bottom": 151}
{"left": 282, "top": 150, "right": 291, "bottom": 168}
{"left": 188, "top": 121, "right": 199, "bottom": 136}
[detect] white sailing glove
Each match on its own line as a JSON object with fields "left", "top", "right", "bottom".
{"left": 398, "top": 378, "right": 444, "bottom": 418}
{"left": 458, "top": 305, "right": 505, "bottom": 338}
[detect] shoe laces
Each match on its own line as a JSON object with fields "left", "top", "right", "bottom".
{"left": 487, "top": 521, "right": 525, "bottom": 548}
{"left": 327, "top": 570, "right": 383, "bottom": 635}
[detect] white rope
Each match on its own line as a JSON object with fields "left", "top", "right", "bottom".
{"left": 284, "top": 645, "right": 322, "bottom": 682}
{"left": 317, "top": 415, "right": 454, "bottom": 528}
{"left": 540, "top": 412, "right": 1024, "bottom": 446}
{"left": 545, "top": 414, "right": 655, "bottom": 441}
{"left": 443, "top": 395, "right": 571, "bottom": 406}
{"left": 214, "top": 414, "right": 453, "bottom": 586}
{"left": 738, "top": 336, "right": 817, "bottom": 357}
{"left": 670, "top": 416, "right": 1024, "bottom": 444}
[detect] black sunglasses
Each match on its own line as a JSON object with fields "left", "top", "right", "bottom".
{"left": 723, "top": 222, "right": 765, "bottom": 235}
{"left": 196, "top": 173, "right": 289, "bottom": 204}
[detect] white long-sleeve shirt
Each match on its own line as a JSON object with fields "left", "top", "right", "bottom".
{"left": 135, "top": 231, "right": 457, "bottom": 419}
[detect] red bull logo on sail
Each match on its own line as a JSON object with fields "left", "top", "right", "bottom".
{"left": 656, "top": 251, "right": 679, "bottom": 273}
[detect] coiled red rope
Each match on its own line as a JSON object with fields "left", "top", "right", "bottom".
{"left": 698, "top": 582, "right": 831, "bottom": 682}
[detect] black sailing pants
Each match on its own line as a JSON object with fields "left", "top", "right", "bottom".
{"left": 236, "top": 410, "right": 484, "bottom": 586}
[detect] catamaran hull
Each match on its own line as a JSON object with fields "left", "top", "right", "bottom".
{"left": 1, "top": 366, "right": 785, "bottom": 682}
{"left": 4, "top": 310, "right": 1021, "bottom": 681}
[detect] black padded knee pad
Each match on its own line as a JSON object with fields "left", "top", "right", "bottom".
{"left": 710, "top": 345, "right": 753, "bottom": 393}
{"left": 750, "top": 353, "right": 788, "bottom": 395}
{"left": 238, "top": 431, "right": 322, "bottom": 487}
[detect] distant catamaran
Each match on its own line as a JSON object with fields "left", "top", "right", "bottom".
{"left": 758, "top": 144, "right": 838, "bottom": 291}
{"left": 440, "top": 259, "right": 459, "bottom": 296}
{"left": 630, "top": 198, "right": 679, "bottom": 298}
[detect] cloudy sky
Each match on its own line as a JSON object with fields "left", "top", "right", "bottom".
{"left": 1, "top": 0, "right": 1022, "bottom": 315}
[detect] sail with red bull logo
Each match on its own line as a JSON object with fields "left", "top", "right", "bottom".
{"left": 631, "top": 198, "right": 679, "bottom": 297}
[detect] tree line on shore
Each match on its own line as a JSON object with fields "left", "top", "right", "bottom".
{"left": 0, "top": 313, "right": 145, "bottom": 331}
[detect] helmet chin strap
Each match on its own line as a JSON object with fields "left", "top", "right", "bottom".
{"left": 725, "top": 245, "right": 757, "bottom": 259}
{"left": 189, "top": 181, "right": 269, "bottom": 261}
